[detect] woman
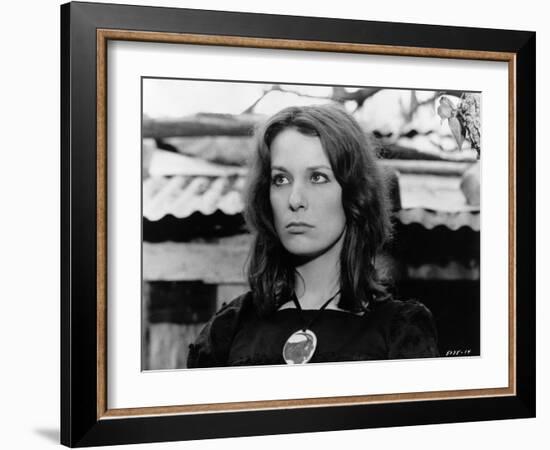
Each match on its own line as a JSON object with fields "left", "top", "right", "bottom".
{"left": 187, "top": 104, "right": 438, "bottom": 367}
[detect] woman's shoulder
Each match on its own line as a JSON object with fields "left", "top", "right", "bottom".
{"left": 370, "top": 297, "right": 439, "bottom": 359}
{"left": 186, "top": 290, "right": 253, "bottom": 368}
{"left": 215, "top": 290, "right": 254, "bottom": 317}
{"left": 371, "top": 297, "right": 434, "bottom": 321}
{"left": 200, "top": 290, "right": 255, "bottom": 336}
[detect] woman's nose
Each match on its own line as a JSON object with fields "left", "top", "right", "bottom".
{"left": 288, "top": 185, "right": 308, "bottom": 211}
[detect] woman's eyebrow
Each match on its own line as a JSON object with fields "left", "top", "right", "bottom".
{"left": 271, "top": 165, "right": 332, "bottom": 171}
{"left": 307, "top": 165, "right": 333, "bottom": 171}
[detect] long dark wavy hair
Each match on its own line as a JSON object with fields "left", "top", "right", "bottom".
{"left": 243, "top": 104, "right": 393, "bottom": 317}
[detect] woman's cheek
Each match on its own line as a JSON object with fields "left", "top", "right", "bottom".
{"left": 270, "top": 190, "right": 286, "bottom": 226}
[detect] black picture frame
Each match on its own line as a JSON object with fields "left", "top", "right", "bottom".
{"left": 61, "top": 1, "right": 535, "bottom": 447}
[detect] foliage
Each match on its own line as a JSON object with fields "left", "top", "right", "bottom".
{"left": 437, "top": 93, "right": 481, "bottom": 158}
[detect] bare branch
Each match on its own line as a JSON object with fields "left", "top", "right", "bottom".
{"left": 238, "top": 85, "right": 384, "bottom": 113}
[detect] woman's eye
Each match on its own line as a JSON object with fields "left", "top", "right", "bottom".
{"left": 271, "top": 174, "right": 289, "bottom": 186}
{"left": 311, "top": 172, "right": 329, "bottom": 183}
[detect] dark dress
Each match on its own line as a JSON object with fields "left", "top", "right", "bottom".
{"left": 187, "top": 290, "right": 439, "bottom": 368}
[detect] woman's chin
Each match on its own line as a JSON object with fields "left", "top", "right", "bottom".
{"left": 282, "top": 243, "right": 326, "bottom": 261}
{"left": 280, "top": 228, "right": 346, "bottom": 261}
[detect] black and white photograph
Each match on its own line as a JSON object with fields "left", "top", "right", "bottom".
{"left": 141, "top": 79, "right": 481, "bottom": 370}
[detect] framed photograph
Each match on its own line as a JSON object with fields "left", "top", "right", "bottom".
{"left": 61, "top": 1, "right": 535, "bottom": 447}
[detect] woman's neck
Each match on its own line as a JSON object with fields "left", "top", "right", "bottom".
{"left": 292, "top": 231, "right": 344, "bottom": 309}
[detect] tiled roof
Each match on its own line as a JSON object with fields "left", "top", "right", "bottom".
{"left": 144, "top": 175, "right": 246, "bottom": 221}
{"left": 143, "top": 151, "right": 479, "bottom": 231}
{"left": 397, "top": 208, "right": 479, "bottom": 231}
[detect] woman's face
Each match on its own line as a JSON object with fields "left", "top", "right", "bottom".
{"left": 269, "top": 127, "right": 346, "bottom": 259}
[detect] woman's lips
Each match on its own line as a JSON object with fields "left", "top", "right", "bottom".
{"left": 286, "top": 222, "right": 314, "bottom": 233}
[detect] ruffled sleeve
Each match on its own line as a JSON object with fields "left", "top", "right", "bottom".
{"left": 186, "top": 292, "right": 250, "bottom": 368}
{"left": 387, "top": 300, "right": 439, "bottom": 359}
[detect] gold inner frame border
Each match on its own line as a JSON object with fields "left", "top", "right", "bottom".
{"left": 95, "top": 28, "right": 517, "bottom": 420}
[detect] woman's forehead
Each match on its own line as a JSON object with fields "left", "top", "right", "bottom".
{"left": 270, "top": 128, "right": 330, "bottom": 169}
